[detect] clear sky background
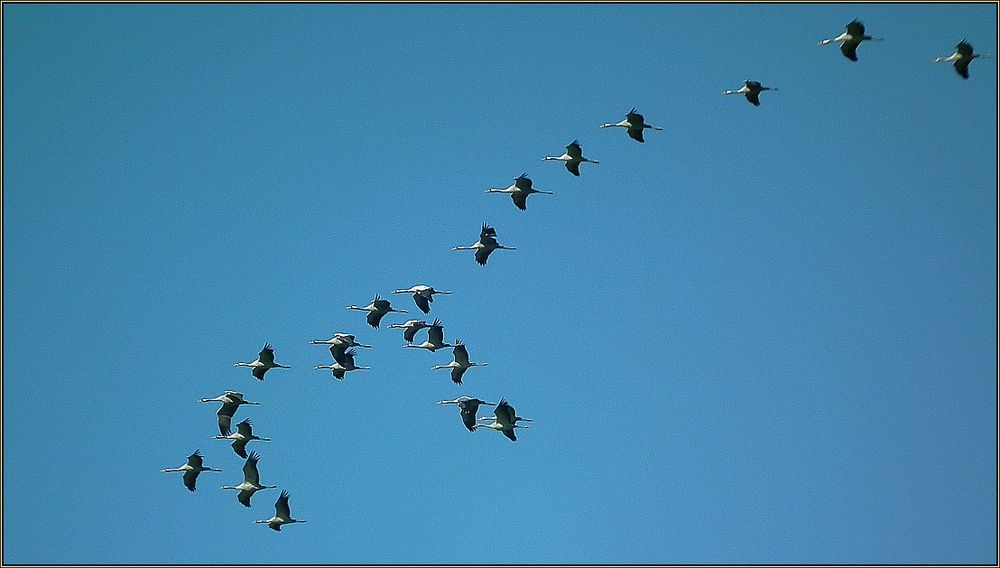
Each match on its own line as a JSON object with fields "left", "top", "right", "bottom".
{"left": 3, "top": 3, "right": 997, "bottom": 564}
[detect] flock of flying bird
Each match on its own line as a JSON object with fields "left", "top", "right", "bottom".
{"left": 162, "top": 19, "right": 987, "bottom": 533}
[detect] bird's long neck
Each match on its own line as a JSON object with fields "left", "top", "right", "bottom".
{"left": 234, "top": 362, "right": 251, "bottom": 367}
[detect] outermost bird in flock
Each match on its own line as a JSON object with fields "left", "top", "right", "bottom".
{"left": 256, "top": 490, "right": 307, "bottom": 531}
{"left": 431, "top": 339, "right": 487, "bottom": 385}
{"left": 933, "top": 39, "right": 983, "bottom": 79}
{"left": 214, "top": 418, "right": 270, "bottom": 459}
{"left": 723, "top": 80, "right": 779, "bottom": 106}
{"left": 818, "top": 19, "right": 882, "bottom": 61}
{"left": 234, "top": 342, "right": 290, "bottom": 381}
{"left": 485, "top": 173, "right": 554, "bottom": 211}
{"left": 221, "top": 451, "right": 277, "bottom": 507}
{"left": 405, "top": 318, "right": 452, "bottom": 352}
{"left": 162, "top": 450, "right": 221, "bottom": 492}
{"left": 544, "top": 139, "right": 599, "bottom": 176}
{"left": 347, "top": 294, "right": 407, "bottom": 329}
{"left": 600, "top": 108, "right": 663, "bottom": 143}
{"left": 387, "top": 319, "right": 432, "bottom": 343}
{"left": 476, "top": 398, "right": 532, "bottom": 442}
{"left": 199, "top": 391, "right": 260, "bottom": 436}
{"left": 437, "top": 396, "right": 496, "bottom": 431}
{"left": 452, "top": 223, "right": 516, "bottom": 266}
{"left": 392, "top": 284, "right": 452, "bottom": 314}
{"left": 315, "top": 347, "right": 371, "bottom": 380}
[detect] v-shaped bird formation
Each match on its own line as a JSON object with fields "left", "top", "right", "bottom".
{"left": 164, "top": 20, "right": 986, "bottom": 533}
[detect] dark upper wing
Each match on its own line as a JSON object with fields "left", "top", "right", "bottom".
{"left": 183, "top": 469, "right": 199, "bottom": 491}
{"left": 502, "top": 428, "right": 517, "bottom": 442}
{"left": 187, "top": 451, "right": 204, "bottom": 469}
{"left": 566, "top": 140, "right": 582, "bottom": 158}
{"left": 513, "top": 174, "right": 532, "bottom": 191}
{"left": 480, "top": 223, "right": 497, "bottom": 242}
{"left": 258, "top": 344, "right": 276, "bottom": 366}
{"left": 414, "top": 294, "right": 431, "bottom": 314}
{"left": 475, "top": 247, "right": 492, "bottom": 266}
{"left": 428, "top": 322, "right": 444, "bottom": 345}
{"left": 956, "top": 40, "right": 973, "bottom": 57}
{"left": 243, "top": 452, "right": 262, "bottom": 485}
{"left": 511, "top": 192, "right": 528, "bottom": 210}
{"left": 627, "top": 110, "right": 644, "bottom": 125}
{"left": 453, "top": 342, "right": 470, "bottom": 365}
{"left": 628, "top": 127, "right": 645, "bottom": 143}
{"left": 745, "top": 92, "right": 761, "bottom": 106}
{"left": 276, "top": 490, "right": 291, "bottom": 518}
{"left": 840, "top": 41, "right": 859, "bottom": 61}
{"left": 236, "top": 419, "right": 253, "bottom": 437}
{"left": 565, "top": 161, "right": 581, "bottom": 176}
{"left": 846, "top": 19, "right": 864, "bottom": 36}
{"left": 252, "top": 366, "right": 268, "bottom": 381}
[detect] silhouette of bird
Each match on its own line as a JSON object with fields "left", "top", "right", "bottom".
{"left": 221, "top": 451, "right": 276, "bottom": 507}
{"left": 234, "top": 343, "right": 290, "bottom": 381}
{"left": 214, "top": 418, "right": 270, "bottom": 459}
{"left": 199, "top": 391, "right": 260, "bottom": 436}
{"left": 819, "top": 19, "right": 882, "bottom": 61}
{"left": 452, "top": 223, "right": 515, "bottom": 266}
{"left": 392, "top": 284, "right": 452, "bottom": 314}
{"left": 723, "top": 80, "right": 778, "bottom": 106}
{"left": 256, "top": 490, "right": 307, "bottom": 531}
{"left": 437, "top": 396, "right": 496, "bottom": 431}
{"left": 431, "top": 340, "right": 487, "bottom": 385}
{"left": 485, "top": 173, "right": 554, "bottom": 211}
{"left": 544, "top": 139, "right": 599, "bottom": 176}
{"left": 162, "top": 450, "right": 221, "bottom": 492}
{"left": 347, "top": 294, "right": 407, "bottom": 329}
{"left": 934, "top": 39, "right": 983, "bottom": 79}
{"left": 600, "top": 108, "right": 663, "bottom": 142}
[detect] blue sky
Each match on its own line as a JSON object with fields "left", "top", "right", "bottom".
{"left": 3, "top": 2, "right": 997, "bottom": 564}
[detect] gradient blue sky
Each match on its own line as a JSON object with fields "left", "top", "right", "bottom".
{"left": 3, "top": 3, "right": 997, "bottom": 564}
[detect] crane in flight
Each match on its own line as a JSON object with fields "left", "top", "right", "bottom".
{"left": 347, "top": 294, "right": 407, "bottom": 329}
{"left": 485, "top": 173, "right": 554, "bottom": 211}
{"left": 392, "top": 284, "right": 452, "bottom": 314}
{"left": 256, "top": 490, "right": 307, "bottom": 531}
{"left": 452, "top": 223, "right": 515, "bottom": 266}
{"left": 431, "top": 340, "right": 487, "bottom": 385}
{"left": 234, "top": 343, "right": 290, "bottom": 381}
{"left": 437, "top": 396, "right": 496, "bottom": 431}
{"left": 162, "top": 450, "right": 221, "bottom": 492}
{"left": 544, "top": 139, "right": 599, "bottom": 176}
{"left": 221, "top": 451, "right": 277, "bottom": 507}
{"left": 600, "top": 108, "right": 663, "bottom": 143}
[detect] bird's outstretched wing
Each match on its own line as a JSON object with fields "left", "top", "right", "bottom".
{"left": 258, "top": 343, "right": 276, "bottom": 366}
{"left": 276, "top": 490, "right": 292, "bottom": 518}
{"left": 414, "top": 293, "right": 431, "bottom": 314}
{"left": 183, "top": 469, "right": 199, "bottom": 491}
{"left": 628, "top": 127, "right": 645, "bottom": 143}
{"left": 841, "top": 42, "right": 859, "bottom": 61}
{"left": 565, "top": 161, "right": 581, "bottom": 176}
{"left": 566, "top": 140, "right": 582, "bottom": 158}
{"left": 845, "top": 19, "right": 865, "bottom": 37}
{"left": 238, "top": 489, "right": 254, "bottom": 507}
{"left": 244, "top": 451, "right": 262, "bottom": 485}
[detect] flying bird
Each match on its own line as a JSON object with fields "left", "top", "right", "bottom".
{"left": 723, "top": 80, "right": 778, "bottom": 106}
{"left": 543, "top": 139, "right": 599, "bottom": 176}
{"left": 234, "top": 343, "right": 290, "bottom": 381}
{"left": 387, "top": 319, "right": 432, "bottom": 343}
{"left": 392, "top": 284, "right": 452, "bottom": 314}
{"left": 215, "top": 418, "right": 270, "bottom": 459}
{"left": 405, "top": 318, "right": 452, "bottom": 352}
{"left": 600, "top": 108, "right": 663, "bottom": 143}
{"left": 162, "top": 450, "right": 221, "bottom": 492}
{"left": 477, "top": 398, "right": 532, "bottom": 441}
{"left": 437, "top": 396, "right": 496, "bottom": 431}
{"left": 431, "top": 339, "right": 487, "bottom": 385}
{"left": 310, "top": 333, "right": 373, "bottom": 364}
{"left": 452, "top": 223, "right": 516, "bottom": 266}
{"left": 221, "top": 451, "right": 277, "bottom": 507}
{"left": 934, "top": 39, "right": 983, "bottom": 79}
{"left": 199, "top": 391, "right": 260, "bottom": 436}
{"left": 315, "top": 348, "right": 370, "bottom": 380}
{"left": 485, "top": 173, "right": 554, "bottom": 211}
{"left": 256, "top": 490, "right": 307, "bottom": 531}
{"left": 818, "top": 19, "right": 882, "bottom": 61}
{"left": 347, "top": 294, "right": 407, "bottom": 329}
